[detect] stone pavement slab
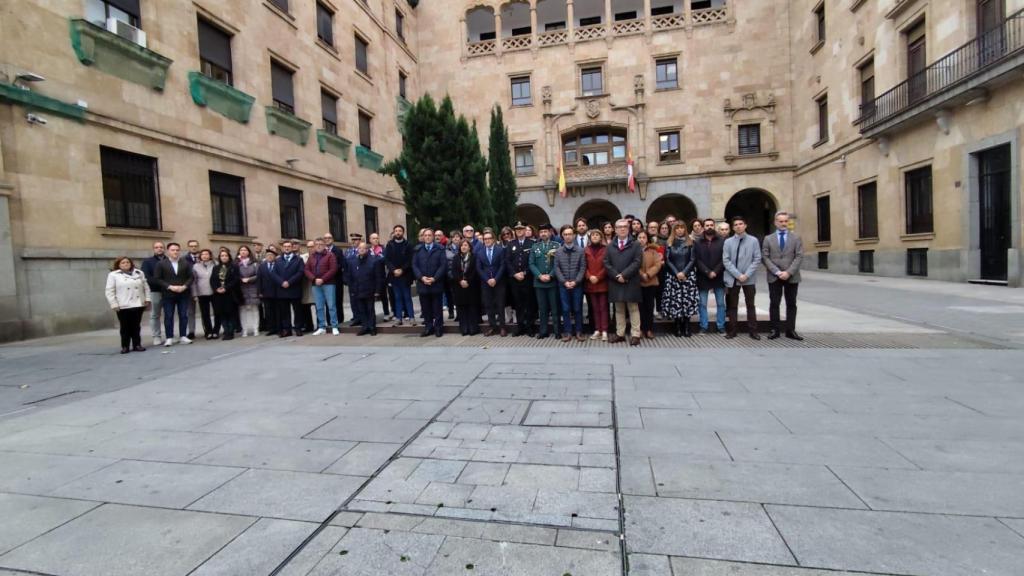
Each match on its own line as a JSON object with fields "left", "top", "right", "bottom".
{"left": 0, "top": 451, "right": 118, "bottom": 494}
{"left": 323, "top": 441, "right": 402, "bottom": 476}
{"left": 670, "top": 557, "right": 863, "bottom": 575}
{"left": 0, "top": 493, "right": 98, "bottom": 554}
{"left": 51, "top": 460, "right": 244, "bottom": 509}
{"left": 880, "top": 438, "right": 1024, "bottom": 473}
{"left": 190, "top": 518, "right": 317, "bottom": 576}
{"left": 191, "top": 436, "right": 358, "bottom": 473}
{"left": 306, "top": 416, "right": 429, "bottom": 443}
{"left": 188, "top": 468, "right": 366, "bottom": 522}
{"left": 766, "top": 505, "right": 1024, "bottom": 576}
{"left": 719, "top": 432, "right": 918, "bottom": 468}
{"left": 0, "top": 503, "right": 254, "bottom": 576}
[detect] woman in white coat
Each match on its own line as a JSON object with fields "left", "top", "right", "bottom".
{"left": 105, "top": 256, "right": 151, "bottom": 354}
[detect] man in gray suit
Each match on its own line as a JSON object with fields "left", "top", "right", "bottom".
{"left": 722, "top": 215, "right": 762, "bottom": 340}
{"left": 763, "top": 211, "right": 804, "bottom": 340}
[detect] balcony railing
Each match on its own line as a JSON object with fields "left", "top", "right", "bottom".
{"left": 857, "top": 9, "right": 1024, "bottom": 129}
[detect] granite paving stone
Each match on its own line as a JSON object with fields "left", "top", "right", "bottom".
{"left": 198, "top": 411, "right": 336, "bottom": 438}
{"left": 51, "top": 460, "right": 244, "bottom": 508}
{"left": 880, "top": 438, "right": 1024, "bottom": 473}
{"left": 306, "top": 417, "right": 429, "bottom": 443}
{"left": 306, "top": 526, "right": 446, "bottom": 576}
{"left": 0, "top": 493, "right": 99, "bottom": 554}
{"left": 191, "top": 436, "right": 358, "bottom": 472}
{"left": 0, "top": 452, "right": 118, "bottom": 494}
{"left": 188, "top": 468, "right": 365, "bottom": 522}
{"left": 670, "top": 557, "right": 863, "bottom": 575}
{"left": 190, "top": 518, "right": 317, "bottom": 576}
{"left": 720, "top": 432, "right": 918, "bottom": 468}
{"left": 426, "top": 535, "right": 621, "bottom": 576}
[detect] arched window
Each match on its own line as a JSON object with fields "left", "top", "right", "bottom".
{"left": 562, "top": 126, "right": 627, "bottom": 166}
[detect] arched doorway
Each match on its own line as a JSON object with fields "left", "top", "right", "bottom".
{"left": 515, "top": 204, "right": 550, "bottom": 227}
{"left": 725, "top": 189, "right": 777, "bottom": 239}
{"left": 646, "top": 194, "right": 698, "bottom": 225}
{"left": 574, "top": 199, "right": 622, "bottom": 231}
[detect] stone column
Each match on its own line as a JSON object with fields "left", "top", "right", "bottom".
{"left": 530, "top": 3, "right": 538, "bottom": 52}
{"left": 643, "top": 0, "right": 652, "bottom": 39}
{"left": 495, "top": 12, "right": 503, "bottom": 57}
{"left": 684, "top": 0, "right": 692, "bottom": 26}
{"left": 567, "top": 0, "right": 575, "bottom": 49}
{"left": 460, "top": 16, "right": 468, "bottom": 61}
{"left": 605, "top": 0, "right": 613, "bottom": 44}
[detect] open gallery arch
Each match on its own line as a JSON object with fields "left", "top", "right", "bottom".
{"left": 646, "top": 193, "right": 698, "bottom": 225}
{"left": 724, "top": 188, "right": 778, "bottom": 239}
{"left": 574, "top": 199, "right": 622, "bottom": 230}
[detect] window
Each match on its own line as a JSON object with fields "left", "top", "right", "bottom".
{"left": 364, "top": 205, "right": 379, "bottom": 238}
{"left": 651, "top": 5, "right": 674, "bottom": 16}
{"left": 328, "top": 197, "right": 347, "bottom": 241}
{"left": 279, "top": 187, "right": 304, "bottom": 239}
{"left": 399, "top": 71, "right": 408, "bottom": 100}
{"left": 818, "top": 251, "right": 829, "bottom": 269}
{"left": 907, "top": 21, "right": 927, "bottom": 102}
{"left": 316, "top": 2, "right": 334, "bottom": 46}
{"left": 658, "top": 131, "right": 680, "bottom": 162}
{"left": 100, "top": 146, "right": 159, "bottom": 230}
{"left": 581, "top": 66, "right": 603, "bottom": 96}
{"left": 198, "top": 19, "right": 233, "bottom": 85}
{"left": 859, "top": 250, "right": 874, "bottom": 273}
{"left": 511, "top": 76, "right": 531, "bottom": 106}
{"left": 269, "top": 0, "right": 289, "bottom": 12}
{"left": 85, "top": 0, "right": 140, "bottom": 28}
{"left": 355, "top": 34, "right": 369, "bottom": 75}
{"left": 905, "top": 166, "right": 933, "bottom": 234}
{"left": 816, "top": 195, "right": 831, "bottom": 242}
{"left": 480, "top": 31, "right": 496, "bottom": 41}
{"left": 545, "top": 21, "right": 566, "bottom": 31}
{"left": 563, "top": 127, "right": 627, "bottom": 166}
{"left": 358, "top": 110, "right": 372, "bottom": 149}
{"left": 907, "top": 248, "right": 928, "bottom": 276}
{"left": 655, "top": 58, "right": 678, "bottom": 90}
{"left": 396, "top": 8, "right": 405, "bottom": 41}
{"left": 209, "top": 171, "right": 245, "bottom": 235}
{"left": 857, "top": 181, "right": 878, "bottom": 238}
{"left": 579, "top": 16, "right": 602, "bottom": 26}
{"left": 514, "top": 146, "right": 534, "bottom": 175}
{"left": 271, "top": 61, "right": 295, "bottom": 114}
{"left": 859, "top": 58, "right": 875, "bottom": 116}
{"left": 738, "top": 124, "right": 761, "bottom": 155}
{"left": 814, "top": 2, "right": 825, "bottom": 44}
{"left": 615, "top": 11, "right": 638, "bottom": 20}
{"left": 321, "top": 90, "right": 338, "bottom": 135}
{"left": 512, "top": 26, "right": 531, "bottom": 36}
{"left": 816, "top": 94, "right": 829, "bottom": 144}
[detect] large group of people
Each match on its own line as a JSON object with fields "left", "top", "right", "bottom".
{"left": 104, "top": 211, "right": 803, "bottom": 352}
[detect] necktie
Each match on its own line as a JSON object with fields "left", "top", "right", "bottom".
{"left": 779, "top": 231, "right": 786, "bottom": 251}
{"left": 619, "top": 240, "right": 624, "bottom": 250}
{"left": 488, "top": 248, "right": 493, "bottom": 263}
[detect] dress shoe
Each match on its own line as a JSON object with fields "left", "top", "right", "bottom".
{"left": 222, "top": 334, "right": 234, "bottom": 341}
{"left": 485, "top": 329, "right": 496, "bottom": 337}
{"left": 512, "top": 328, "right": 521, "bottom": 337}
{"left": 645, "top": 330, "right": 655, "bottom": 339}
{"left": 187, "top": 332, "right": 196, "bottom": 340}
{"left": 749, "top": 332, "right": 762, "bottom": 340}
{"left": 768, "top": 330, "right": 781, "bottom": 340}
{"left": 279, "top": 330, "right": 291, "bottom": 338}
{"left": 500, "top": 328, "right": 507, "bottom": 337}
{"left": 132, "top": 345, "right": 146, "bottom": 352}
{"left": 420, "top": 329, "right": 431, "bottom": 338}
{"left": 682, "top": 321, "right": 692, "bottom": 338}
{"left": 576, "top": 334, "right": 587, "bottom": 342}
{"left": 786, "top": 331, "right": 804, "bottom": 341}
{"left": 724, "top": 333, "right": 737, "bottom": 339}
{"left": 293, "top": 330, "right": 303, "bottom": 337}
{"left": 561, "top": 335, "right": 571, "bottom": 343}
{"left": 629, "top": 337, "right": 641, "bottom": 346}
{"left": 120, "top": 347, "right": 129, "bottom": 354}
{"left": 607, "top": 334, "right": 624, "bottom": 344}
{"left": 435, "top": 329, "right": 443, "bottom": 337}
{"left": 357, "top": 328, "right": 371, "bottom": 336}
{"left": 537, "top": 333, "right": 549, "bottom": 340}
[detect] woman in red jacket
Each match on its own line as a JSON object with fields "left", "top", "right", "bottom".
{"left": 583, "top": 229, "right": 609, "bottom": 341}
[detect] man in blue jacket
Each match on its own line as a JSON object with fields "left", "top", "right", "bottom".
{"left": 324, "top": 233, "right": 346, "bottom": 324}
{"left": 346, "top": 242, "right": 384, "bottom": 336}
{"left": 413, "top": 229, "right": 447, "bottom": 337}
{"left": 273, "top": 240, "right": 306, "bottom": 337}
{"left": 476, "top": 228, "right": 508, "bottom": 337}
{"left": 383, "top": 225, "right": 416, "bottom": 326}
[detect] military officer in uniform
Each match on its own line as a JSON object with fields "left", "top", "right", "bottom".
{"left": 507, "top": 221, "right": 536, "bottom": 336}
{"left": 529, "top": 224, "right": 560, "bottom": 339}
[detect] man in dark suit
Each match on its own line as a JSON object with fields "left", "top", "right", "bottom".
{"left": 256, "top": 247, "right": 280, "bottom": 335}
{"left": 762, "top": 211, "right": 804, "bottom": 340}
{"left": 413, "top": 229, "right": 447, "bottom": 337}
{"left": 153, "top": 242, "right": 194, "bottom": 346}
{"left": 695, "top": 217, "right": 727, "bottom": 334}
{"left": 347, "top": 242, "right": 385, "bottom": 336}
{"left": 384, "top": 225, "right": 415, "bottom": 326}
{"left": 476, "top": 228, "right": 508, "bottom": 337}
{"left": 324, "top": 233, "right": 346, "bottom": 324}
{"left": 507, "top": 222, "right": 535, "bottom": 336}
{"left": 273, "top": 240, "right": 306, "bottom": 337}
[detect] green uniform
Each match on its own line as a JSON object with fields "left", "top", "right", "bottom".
{"left": 530, "top": 240, "right": 560, "bottom": 336}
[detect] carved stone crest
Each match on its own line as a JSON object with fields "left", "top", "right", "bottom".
{"left": 542, "top": 85, "right": 552, "bottom": 103}
{"left": 585, "top": 99, "right": 600, "bottom": 119}
{"left": 633, "top": 74, "right": 644, "bottom": 92}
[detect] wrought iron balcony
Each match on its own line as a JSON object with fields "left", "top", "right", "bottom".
{"left": 857, "top": 9, "right": 1024, "bottom": 135}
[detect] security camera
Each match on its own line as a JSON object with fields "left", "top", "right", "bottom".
{"left": 26, "top": 113, "right": 47, "bottom": 126}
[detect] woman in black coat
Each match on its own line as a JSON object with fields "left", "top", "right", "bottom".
{"left": 210, "top": 248, "right": 241, "bottom": 340}
{"left": 449, "top": 239, "right": 481, "bottom": 336}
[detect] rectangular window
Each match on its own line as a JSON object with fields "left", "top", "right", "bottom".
{"left": 396, "top": 9, "right": 405, "bottom": 41}
{"left": 545, "top": 21, "right": 566, "bottom": 30}
{"left": 269, "top": 0, "right": 289, "bottom": 13}
{"left": 328, "top": 197, "right": 347, "bottom": 241}
{"left": 905, "top": 166, "right": 933, "bottom": 234}
{"left": 511, "top": 76, "right": 531, "bottom": 106}
{"left": 579, "top": 16, "right": 602, "bottom": 27}
{"left": 514, "top": 146, "right": 534, "bottom": 175}
{"left": 859, "top": 250, "right": 875, "bottom": 273}
{"left": 271, "top": 61, "right": 295, "bottom": 114}
{"left": 907, "top": 21, "right": 927, "bottom": 102}
{"left": 818, "top": 251, "right": 829, "bottom": 269}
{"left": 355, "top": 35, "right": 369, "bottom": 75}
{"left": 615, "top": 11, "right": 638, "bottom": 21}
{"left": 651, "top": 5, "right": 674, "bottom": 16}
{"left": 859, "top": 58, "right": 875, "bottom": 114}
{"left": 279, "top": 187, "right": 304, "bottom": 239}
{"left": 655, "top": 57, "right": 678, "bottom": 90}
{"left": 738, "top": 124, "right": 761, "bottom": 155}
{"left": 316, "top": 2, "right": 334, "bottom": 46}
{"left": 907, "top": 248, "right": 928, "bottom": 276}
{"left": 658, "top": 131, "right": 680, "bottom": 162}
{"left": 364, "top": 205, "right": 379, "bottom": 238}
{"left": 581, "top": 66, "right": 603, "bottom": 96}
{"left": 209, "top": 171, "right": 245, "bottom": 236}
{"left": 816, "top": 195, "right": 831, "bottom": 243}
{"left": 85, "top": 0, "right": 140, "bottom": 28}
{"left": 814, "top": 2, "right": 826, "bottom": 44}
{"left": 816, "top": 94, "right": 829, "bottom": 144}
{"left": 321, "top": 90, "right": 338, "bottom": 135}
{"left": 399, "top": 71, "right": 408, "bottom": 100}
{"left": 100, "top": 146, "right": 159, "bottom": 230}
{"left": 857, "top": 181, "right": 878, "bottom": 238}
{"left": 198, "top": 18, "right": 232, "bottom": 85}
{"left": 358, "top": 110, "right": 372, "bottom": 149}
{"left": 512, "top": 26, "right": 531, "bottom": 36}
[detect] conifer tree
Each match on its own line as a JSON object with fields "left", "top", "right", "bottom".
{"left": 488, "top": 105, "right": 518, "bottom": 228}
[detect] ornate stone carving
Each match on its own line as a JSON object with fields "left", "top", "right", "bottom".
{"left": 585, "top": 99, "right": 600, "bottom": 118}
{"left": 542, "top": 85, "right": 552, "bottom": 104}
{"left": 633, "top": 74, "right": 644, "bottom": 92}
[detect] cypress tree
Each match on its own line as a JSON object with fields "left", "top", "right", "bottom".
{"left": 487, "top": 105, "right": 518, "bottom": 228}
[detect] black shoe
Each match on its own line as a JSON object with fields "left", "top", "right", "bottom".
{"left": 187, "top": 333, "right": 196, "bottom": 340}
{"left": 350, "top": 320, "right": 362, "bottom": 327}
{"left": 786, "top": 331, "right": 804, "bottom": 341}
{"left": 682, "top": 321, "right": 692, "bottom": 338}
{"left": 279, "top": 330, "right": 291, "bottom": 338}
{"left": 768, "top": 330, "right": 781, "bottom": 340}
{"left": 210, "top": 333, "right": 220, "bottom": 340}
{"left": 132, "top": 345, "right": 146, "bottom": 352}
{"left": 357, "top": 328, "right": 370, "bottom": 336}
{"left": 435, "top": 329, "right": 443, "bottom": 337}
{"left": 512, "top": 328, "right": 522, "bottom": 337}
{"left": 371, "top": 329, "right": 379, "bottom": 336}
{"left": 293, "top": 330, "right": 303, "bottom": 337}
{"left": 750, "top": 332, "right": 762, "bottom": 340}
{"left": 420, "top": 329, "right": 432, "bottom": 338}
{"left": 537, "top": 333, "right": 548, "bottom": 339}
{"left": 222, "top": 334, "right": 234, "bottom": 341}
{"left": 120, "top": 347, "right": 129, "bottom": 354}
{"left": 725, "top": 333, "right": 736, "bottom": 339}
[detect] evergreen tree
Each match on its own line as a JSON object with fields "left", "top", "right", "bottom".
{"left": 487, "top": 105, "right": 518, "bottom": 228}
{"left": 382, "top": 94, "right": 491, "bottom": 232}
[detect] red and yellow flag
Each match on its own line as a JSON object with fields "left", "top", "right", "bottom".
{"left": 558, "top": 157, "right": 567, "bottom": 198}
{"left": 626, "top": 146, "right": 636, "bottom": 193}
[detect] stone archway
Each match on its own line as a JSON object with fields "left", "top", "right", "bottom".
{"left": 725, "top": 188, "right": 778, "bottom": 239}
{"left": 646, "top": 193, "right": 698, "bottom": 225}
{"left": 515, "top": 203, "right": 550, "bottom": 227}
{"left": 574, "top": 199, "right": 622, "bottom": 231}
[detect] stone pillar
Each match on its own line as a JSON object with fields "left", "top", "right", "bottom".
{"left": 543, "top": 87, "right": 554, "bottom": 182}
{"left": 684, "top": 0, "right": 692, "bottom": 26}
{"left": 605, "top": 0, "right": 613, "bottom": 45}
{"left": 643, "top": 0, "right": 652, "bottom": 39}
{"left": 495, "top": 12, "right": 503, "bottom": 57}
{"left": 530, "top": 4, "right": 538, "bottom": 52}
{"left": 567, "top": 0, "right": 575, "bottom": 49}
{"left": 460, "top": 16, "right": 468, "bottom": 61}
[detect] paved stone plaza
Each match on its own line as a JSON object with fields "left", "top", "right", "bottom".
{"left": 1, "top": 272, "right": 1024, "bottom": 576}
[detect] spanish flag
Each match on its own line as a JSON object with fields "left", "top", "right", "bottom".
{"left": 557, "top": 157, "right": 567, "bottom": 198}
{"left": 626, "top": 146, "right": 636, "bottom": 193}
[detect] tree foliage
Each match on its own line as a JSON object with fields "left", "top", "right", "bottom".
{"left": 487, "top": 105, "right": 518, "bottom": 228}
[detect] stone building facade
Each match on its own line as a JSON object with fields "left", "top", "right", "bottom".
{"left": 1, "top": 0, "right": 1023, "bottom": 340}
